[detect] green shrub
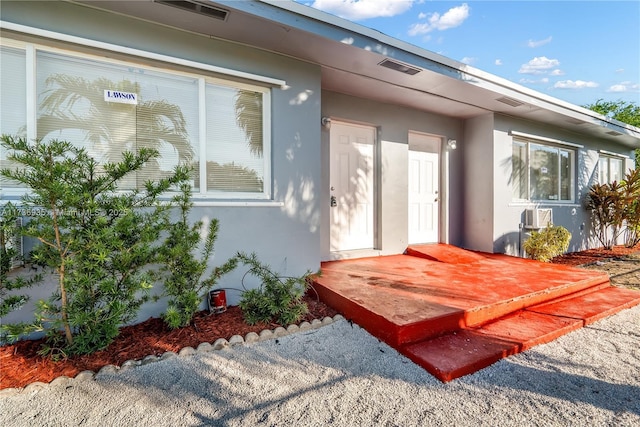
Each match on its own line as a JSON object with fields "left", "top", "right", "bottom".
{"left": 621, "top": 167, "right": 640, "bottom": 248}
{"left": 586, "top": 166, "right": 640, "bottom": 249}
{"left": 0, "top": 202, "right": 41, "bottom": 323}
{"left": 585, "top": 182, "right": 626, "bottom": 250}
{"left": 236, "top": 252, "right": 311, "bottom": 326}
{"left": 156, "top": 182, "right": 237, "bottom": 329}
{"left": 0, "top": 135, "right": 188, "bottom": 356}
{"left": 523, "top": 224, "right": 572, "bottom": 262}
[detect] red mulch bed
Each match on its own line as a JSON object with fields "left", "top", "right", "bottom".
{"left": 3, "top": 244, "right": 639, "bottom": 391}
{"left": 0, "top": 295, "right": 338, "bottom": 390}
{"left": 551, "top": 243, "right": 640, "bottom": 266}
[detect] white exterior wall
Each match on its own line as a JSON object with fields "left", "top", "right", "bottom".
{"left": 320, "top": 91, "right": 465, "bottom": 259}
{"left": 1, "top": 1, "right": 322, "bottom": 329}
{"left": 492, "top": 114, "right": 635, "bottom": 255}
{"left": 462, "top": 114, "right": 495, "bottom": 253}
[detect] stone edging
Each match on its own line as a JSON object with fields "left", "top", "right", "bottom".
{"left": 0, "top": 314, "right": 345, "bottom": 397}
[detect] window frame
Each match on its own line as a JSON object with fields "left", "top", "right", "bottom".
{"left": 597, "top": 152, "right": 626, "bottom": 185}
{"left": 511, "top": 136, "right": 577, "bottom": 203}
{"left": 1, "top": 33, "right": 278, "bottom": 201}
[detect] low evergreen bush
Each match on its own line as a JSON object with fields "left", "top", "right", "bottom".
{"left": 0, "top": 202, "right": 41, "bottom": 324}
{"left": 0, "top": 135, "right": 187, "bottom": 356}
{"left": 236, "top": 252, "right": 312, "bottom": 326}
{"left": 156, "top": 182, "right": 237, "bottom": 329}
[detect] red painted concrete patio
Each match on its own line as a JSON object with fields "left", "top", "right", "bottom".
{"left": 313, "top": 244, "right": 640, "bottom": 382}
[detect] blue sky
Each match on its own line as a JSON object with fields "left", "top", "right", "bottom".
{"left": 294, "top": 1, "right": 640, "bottom": 108}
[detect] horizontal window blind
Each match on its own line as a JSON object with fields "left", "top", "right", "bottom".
{"left": 1, "top": 36, "right": 271, "bottom": 199}
{"left": 0, "top": 46, "right": 27, "bottom": 189}
{"left": 36, "top": 50, "right": 200, "bottom": 191}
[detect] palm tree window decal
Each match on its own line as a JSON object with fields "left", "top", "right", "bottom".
{"left": 37, "top": 74, "right": 194, "bottom": 190}
{"left": 13, "top": 48, "right": 268, "bottom": 196}
{"left": 202, "top": 84, "right": 264, "bottom": 193}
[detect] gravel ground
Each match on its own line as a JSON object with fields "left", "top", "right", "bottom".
{"left": 583, "top": 253, "right": 640, "bottom": 291}
{"left": 1, "top": 305, "right": 639, "bottom": 427}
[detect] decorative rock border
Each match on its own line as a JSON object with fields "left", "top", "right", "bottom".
{"left": 0, "top": 314, "right": 345, "bottom": 397}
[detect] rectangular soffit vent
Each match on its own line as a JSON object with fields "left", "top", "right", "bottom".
{"left": 155, "top": 1, "right": 229, "bottom": 21}
{"left": 606, "top": 130, "right": 623, "bottom": 136}
{"left": 378, "top": 59, "right": 421, "bottom": 75}
{"left": 496, "top": 96, "right": 525, "bottom": 107}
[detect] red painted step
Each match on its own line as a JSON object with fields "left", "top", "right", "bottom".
{"left": 315, "top": 245, "right": 640, "bottom": 382}
{"left": 402, "top": 330, "right": 520, "bottom": 382}
{"left": 398, "top": 286, "right": 640, "bottom": 382}
{"left": 472, "top": 310, "right": 584, "bottom": 351}
{"left": 526, "top": 286, "right": 640, "bottom": 325}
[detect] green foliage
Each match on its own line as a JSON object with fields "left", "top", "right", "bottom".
{"left": 584, "top": 99, "right": 640, "bottom": 163}
{"left": 0, "top": 135, "right": 187, "bottom": 355}
{"left": 586, "top": 166, "right": 640, "bottom": 249}
{"left": 157, "top": 182, "right": 238, "bottom": 329}
{"left": 523, "top": 224, "right": 572, "bottom": 262}
{"left": 584, "top": 99, "right": 640, "bottom": 128}
{"left": 621, "top": 167, "right": 640, "bottom": 248}
{"left": 0, "top": 202, "right": 41, "bottom": 325}
{"left": 236, "top": 252, "right": 311, "bottom": 326}
{"left": 586, "top": 181, "right": 627, "bottom": 250}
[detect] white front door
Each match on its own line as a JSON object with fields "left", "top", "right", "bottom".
{"left": 330, "top": 122, "right": 375, "bottom": 252}
{"left": 408, "top": 135, "right": 440, "bottom": 244}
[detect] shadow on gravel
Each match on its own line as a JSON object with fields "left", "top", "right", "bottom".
{"left": 488, "top": 359, "right": 640, "bottom": 416}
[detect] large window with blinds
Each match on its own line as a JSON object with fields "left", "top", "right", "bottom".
{"left": 512, "top": 137, "right": 575, "bottom": 202}
{"left": 0, "top": 46, "right": 27, "bottom": 189}
{"left": 1, "top": 39, "right": 270, "bottom": 199}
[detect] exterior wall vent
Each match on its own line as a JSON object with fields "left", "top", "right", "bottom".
{"left": 378, "top": 59, "right": 421, "bottom": 75}
{"left": 496, "top": 96, "right": 525, "bottom": 107}
{"left": 525, "top": 208, "right": 553, "bottom": 229}
{"left": 605, "top": 130, "right": 623, "bottom": 136}
{"left": 155, "top": 1, "right": 229, "bottom": 21}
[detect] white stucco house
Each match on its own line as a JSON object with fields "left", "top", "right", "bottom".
{"left": 1, "top": 0, "right": 639, "bottom": 323}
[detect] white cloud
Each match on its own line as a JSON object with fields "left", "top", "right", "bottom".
{"left": 607, "top": 81, "right": 640, "bottom": 93}
{"left": 310, "top": 0, "right": 415, "bottom": 20}
{"left": 550, "top": 69, "right": 565, "bottom": 76}
{"left": 554, "top": 80, "right": 599, "bottom": 89}
{"left": 461, "top": 56, "right": 476, "bottom": 65}
{"left": 616, "top": 68, "right": 625, "bottom": 73}
{"left": 518, "top": 56, "right": 560, "bottom": 74}
{"left": 495, "top": 59, "right": 503, "bottom": 66}
{"left": 408, "top": 3, "right": 470, "bottom": 36}
{"left": 520, "top": 77, "right": 549, "bottom": 85}
{"left": 527, "top": 36, "right": 552, "bottom": 48}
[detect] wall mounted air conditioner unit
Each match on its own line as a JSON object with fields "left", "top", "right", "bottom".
{"left": 525, "top": 208, "right": 553, "bottom": 229}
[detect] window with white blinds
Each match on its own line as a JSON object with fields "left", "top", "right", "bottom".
{"left": 0, "top": 46, "right": 27, "bottom": 189}
{"left": 0, "top": 39, "right": 270, "bottom": 199}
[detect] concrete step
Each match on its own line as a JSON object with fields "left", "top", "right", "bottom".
{"left": 399, "top": 285, "right": 640, "bottom": 382}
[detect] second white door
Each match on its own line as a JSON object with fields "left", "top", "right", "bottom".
{"left": 408, "top": 136, "right": 440, "bottom": 244}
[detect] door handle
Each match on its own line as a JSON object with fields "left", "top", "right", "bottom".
{"left": 331, "top": 195, "right": 337, "bottom": 207}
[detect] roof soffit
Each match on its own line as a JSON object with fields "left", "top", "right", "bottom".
{"left": 70, "top": 0, "right": 640, "bottom": 147}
